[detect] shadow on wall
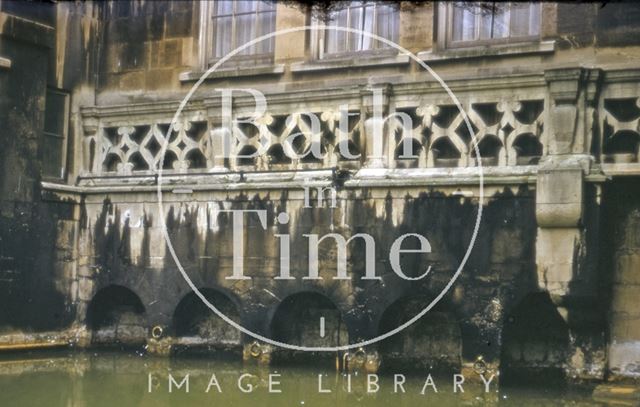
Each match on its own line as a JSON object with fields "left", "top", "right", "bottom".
{"left": 86, "top": 285, "right": 147, "bottom": 347}
{"left": 270, "top": 292, "right": 348, "bottom": 365}
{"left": 500, "top": 292, "right": 569, "bottom": 388}
{"left": 377, "top": 297, "right": 462, "bottom": 373}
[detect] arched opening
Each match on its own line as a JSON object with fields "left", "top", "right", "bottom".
{"left": 603, "top": 130, "right": 640, "bottom": 163}
{"left": 129, "top": 152, "right": 148, "bottom": 171}
{"left": 86, "top": 285, "right": 146, "bottom": 347}
{"left": 512, "top": 133, "right": 543, "bottom": 165}
{"left": 475, "top": 135, "right": 502, "bottom": 166}
{"left": 267, "top": 143, "right": 291, "bottom": 165}
{"left": 185, "top": 148, "right": 207, "bottom": 169}
{"left": 162, "top": 150, "right": 178, "bottom": 170}
{"left": 395, "top": 138, "right": 423, "bottom": 168}
{"left": 501, "top": 292, "right": 570, "bottom": 388}
{"left": 172, "top": 288, "right": 241, "bottom": 356}
{"left": 431, "top": 137, "right": 460, "bottom": 167}
{"left": 270, "top": 292, "right": 348, "bottom": 364}
{"left": 103, "top": 153, "right": 121, "bottom": 173}
{"left": 377, "top": 297, "right": 461, "bottom": 372}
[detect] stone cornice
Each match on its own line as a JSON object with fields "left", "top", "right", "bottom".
{"left": 62, "top": 166, "right": 539, "bottom": 193}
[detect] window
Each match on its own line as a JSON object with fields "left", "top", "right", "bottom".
{"left": 42, "top": 89, "right": 70, "bottom": 179}
{"left": 445, "top": 2, "right": 541, "bottom": 48}
{"left": 207, "top": 0, "right": 276, "bottom": 63}
{"left": 318, "top": 1, "right": 400, "bottom": 58}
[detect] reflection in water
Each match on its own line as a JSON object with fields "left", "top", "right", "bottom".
{"left": 0, "top": 350, "right": 596, "bottom": 406}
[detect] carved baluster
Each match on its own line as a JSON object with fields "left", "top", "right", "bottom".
{"left": 499, "top": 100, "right": 522, "bottom": 166}
{"left": 362, "top": 86, "right": 390, "bottom": 169}
{"left": 117, "top": 126, "right": 136, "bottom": 175}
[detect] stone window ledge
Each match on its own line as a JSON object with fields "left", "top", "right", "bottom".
{"left": 290, "top": 53, "right": 410, "bottom": 73}
{"left": 419, "top": 40, "right": 556, "bottom": 63}
{"left": 0, "top": 56, "right": 11, "bottom": 70}
{"left": 179, "top": 64, "right": 285, "bottom": 82}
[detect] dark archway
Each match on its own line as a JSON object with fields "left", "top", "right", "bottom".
{"left": 500, "top": 292, "right": 570, "bottom": 388}
{"left": 377, "top": 297, "right": 462, "bottom": 372}
{"left": 270, "top": 292, "right": 348, "bottom": 364}
{"left": 172, "top": 288, "right": 241, "bottom": 355}
{"left": 86, "top": 285, "right": 146, "bottom": 347}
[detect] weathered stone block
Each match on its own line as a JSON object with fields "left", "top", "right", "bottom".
{"left": 145, "top": 68, "right": 176, "bottom": 90}
{"left": 536, "top": 227, "right": 581, "bottom": 294}
{"left": 609, "top": 341, "right": 640, "bottom": 378}
{"left": 536, "top": 167, "right": 583, "bottom": 228}
{"left": 165, "top": 11, "right": 192, "bottom": 38}
{"left": 399, "top": 3, "right": 433, "bottom": 52}
{"left": 614, "top": 254, "right": 640, "bottom": 285}
{"left": 78, "top": 276, "right": 95, "bottom": 302}
{"left": 70, "top": 279, "right": 78, "bottom": 303}
{"left": 274, "top": 4, "right": 306, "bottom": 63}
{"left": 149, "top": 39, "right": 182, "bottom": 69}
{"left": 118, "top": 70, "right": 145, "bottom": 90}
{"left": 490, "top": 229, "right": 524, "bottom": 263}
{"left": 611, "top": 285, "right": 640, "bottom": 315}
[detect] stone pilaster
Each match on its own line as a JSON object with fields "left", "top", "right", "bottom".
{"left": 537, "top": 67, "right": 601, "bottom": 295}
{"left": 536, "top": 68, "right": 605, "bottom": 381}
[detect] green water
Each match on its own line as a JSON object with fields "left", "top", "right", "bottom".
{"left": 0, "top": 350, "right": 598, "bottom": 406}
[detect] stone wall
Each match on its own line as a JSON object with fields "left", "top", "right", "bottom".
{"left": 0, "top": 2, "right": 98, "bottom": 332}
{"left": 0, "top": 11, "right": 59, "bottom": 330}
{"left": 100, "top": 1, "right": 199, "bottom": 92}
{"left": 556, "top": 2, "right": 640, "bottom": 49}
{"left": 603, "top": 179, "right": 640, "bottom": 378}
{"left": 73, "top": 183, "right": 536, "bottom": 368}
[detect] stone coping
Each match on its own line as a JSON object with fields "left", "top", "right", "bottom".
{"left": 42, "top": 163, "right": 640, "bottom": 197}
{"left": 419, "top": 41, "right": 556, "bottom": 62}
{"left": 179, "top": 64, "right": 286, "bottom": 82}
{"left": 44, "top": 166, "right": 541, "bottom": 196}
{"left": 290, "top": 53, "right": 410, "bottom": 73}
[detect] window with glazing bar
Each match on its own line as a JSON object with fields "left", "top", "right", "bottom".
{"left": 210, "top": 0, "right": 276, "bottom": 62}
{"left": 320, "top": 1, "right": 400, "bottom": 57}
{"left": 42, "top": 88, "right": 69, "bottom": 180}
{"left": 446, "top": 2, "right": 541, "bottom": 48}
